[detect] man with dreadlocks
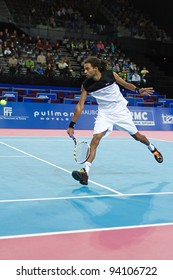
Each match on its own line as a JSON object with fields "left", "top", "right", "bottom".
{"left": 67, "top": 56, "right": 163, "bottom": 185}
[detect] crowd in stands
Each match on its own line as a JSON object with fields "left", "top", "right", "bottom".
{"left": 64, "top": 37, "right": 150, "bottom": 86}
{"left": 0, "top": 0, "right": 172, "bottom": 105}
{"left": 0, "top": 0, "right": 172, "bottom": 89}
{"left": 0, "top": 26, "right": 152, "bottom": 87}
{"left": 0, "top": 28, "right": 75, "bottom": 80}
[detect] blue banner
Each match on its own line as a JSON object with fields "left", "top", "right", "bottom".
{"left": 0, "top": 102, "right": 173, "bottom": 130}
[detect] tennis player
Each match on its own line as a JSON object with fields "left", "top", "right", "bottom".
{"left": 67, "top": 56, "right": 163, "bottom": 185}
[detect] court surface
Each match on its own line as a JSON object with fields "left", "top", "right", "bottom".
{"left": 0, "top": 129, "right": 173, "bottom": 260}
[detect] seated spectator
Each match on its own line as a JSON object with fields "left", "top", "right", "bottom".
{"left": 8, "top": 55, "right": 18, "bottom": 76}
{"left": 35, "top": 39, "right": 44, "bottom": 54}
{"left": 27, "top": 36, "right": 35, "bottom": 46}
{"left": 140, "top": 66, "right": 150, "bottom": 84}
{"left": 44, "top": 40, "right": 52, "bottom": 52}
{"left": 63, "top": 55, "right": 71, "bottom": 66}
{"left": 34, "top": 65, "right": 45, "bottom": 75}
{"left": 52, "top": 40, "right": 62, "bottom": 56}
{"left": 46, "top": 51, "right": 54, "bottom": 65}
{"left": 131, "top": 70, "right": 141, "bottom": 85}
{"left": 96, "top": 40, "right": 105, "bottom": 52}
{"left": 118, "top": 66, "right": 128, "bottom": 81}
{"left": 4, "top": 46, "right": 11, "bottom": 58}
{"left": 68, "top": 63, "right": 73, "bottom": 78}
{"left": 56, "top": 58, "right": 69, "bottom": 78}
{"left": 25, "top": 57, "right": 35, "bottom": 76}
{"left": 107, "top": 61, "right": 113, "bottom": 70}
{"left": 10, "top": 29, "right": 18, "bottom": 41}
{"left": 112, "top": 62, "right": 121, "bottom": 73}
{"left": 37, "top": 51, "right": 46, "bottom": 66}
{"left": 44, "top": 63, "right": 55, "bottom": 79}
{"left": 10, "top": 41, "right": 17, "bottom": 56}
{"left": 19, "top": 33, "right": 27, "bottom": 47}
{"left": 129, "top": 61, "right": 137, "bottom": 74}
{"left": 17, "top": 56, "right": 25, "bottom": 76}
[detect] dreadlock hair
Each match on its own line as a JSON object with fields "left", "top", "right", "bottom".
{"left": 83, "top": 56, "right": 108, "bottom": 72}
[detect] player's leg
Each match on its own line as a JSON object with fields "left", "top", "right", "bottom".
{"left": 88, "top": 131, "right": 106, "bottom": 162}
{"left": 115, "top": 107, "right": 163, "bottom": 163}
{"left": 72, "top": 111, "right": 113, "bottom": 185}
{"left": 131, "top": 131, "right": 163, "bottom": 163}
{"left": 72, "top": 131, "right": 106, "bottom": 185}
{"left": 131, "top": 131, "right": 150, "bottom": 145}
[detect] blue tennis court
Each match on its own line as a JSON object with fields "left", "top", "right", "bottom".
{"left": 0, "top": 129, "right": 173, "bottom": 259}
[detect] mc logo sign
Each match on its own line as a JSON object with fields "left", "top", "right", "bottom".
{"left": 130, "top": 110, "right": 155, "bottom": 125}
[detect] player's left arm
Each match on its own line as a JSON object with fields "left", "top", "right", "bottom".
{"left": 113, "top": 71, "right": 154, "bottom": 96}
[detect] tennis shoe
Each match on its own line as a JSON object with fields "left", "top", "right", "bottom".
{"left": 152, "top": 147, "right": 163, "bottom": 163}
{"left": 72, "top": 168, "right": 88, "bottom": 185}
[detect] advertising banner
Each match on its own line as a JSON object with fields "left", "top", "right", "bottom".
{"left": 0, "top": 102, "right": 173, "bottom": 130}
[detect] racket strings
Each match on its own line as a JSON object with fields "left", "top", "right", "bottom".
{"left": 75, "top": 142, "right": 90, "bottom": 163}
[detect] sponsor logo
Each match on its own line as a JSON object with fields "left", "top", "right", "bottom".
{"left": 0, "top": 107, "right": 29, "bottom": 120}
{"left": 4, "top": 107, "right": 12, "bottom": 117}
{"left": 161, "top": 113, "right": 173, "bottom": 124}
{"left": 33, "top": 109, "right": 97, "bottom": 121}
{"left": 33, "top": 110, "right": 74, "bottom": 121}
{"left": 131, "top": 110, "right": 155, "bottom": 125}
{"left": 81, "top": 109, "right": 98, "bottom": 115}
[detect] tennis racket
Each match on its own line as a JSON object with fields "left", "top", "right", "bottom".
{"left": 70, "top": 134, "right": 91, "bottom": 164}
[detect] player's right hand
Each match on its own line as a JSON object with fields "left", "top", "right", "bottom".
{"left": 67, "top": 127, "right": 74, "bottom": 137}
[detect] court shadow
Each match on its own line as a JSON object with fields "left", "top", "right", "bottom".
{"left": 70, "top": 182, "right": 173, "bottom": 251}
{"left": 72, "top": 186, "right": 98, "bottom": 195}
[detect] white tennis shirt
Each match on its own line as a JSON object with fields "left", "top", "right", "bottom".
{"left": 83, "top": 70, "right": 128, "bottom": 113}
{"left": 83, "top": 70, "right": 137, "bottom": 135}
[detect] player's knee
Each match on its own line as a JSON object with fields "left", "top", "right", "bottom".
{"left": 131, "top": 132, "right": 141, "bottom": 141}
{"left": 92, "top": 135, "right": 102, "bottom": 146}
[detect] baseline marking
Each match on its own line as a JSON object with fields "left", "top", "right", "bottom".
{"left": 0, "top": 191, "right": 173, "bottom": 204}
{"left": 0, "top": 222, "right": 173, "bottom": 240}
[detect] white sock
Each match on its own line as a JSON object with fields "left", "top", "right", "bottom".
{"left": 84, "top": 162, "right": 91, "bottom": 174}
{"left": 148, "top": 143, "right": 155, "bottom": 152}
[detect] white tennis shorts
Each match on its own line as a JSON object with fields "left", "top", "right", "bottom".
{"left": 93, "top": 106, "right": 138, "bottom": 136}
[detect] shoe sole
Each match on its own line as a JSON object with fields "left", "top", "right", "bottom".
{"left": 154, "top": 155, "right": 163, "bottom": 163}
{"left": 153, "top": 150, "right": 163, "bottom": 163}
{"left": 72, "top": 171, "right": 88, "bottom": 185}
{"left": 79, "top": 180, "right": 88, "bottom": 186}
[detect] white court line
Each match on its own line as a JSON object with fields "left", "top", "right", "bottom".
{"left": 0, "top": 221, "right": 173, "bottom": 240}
{"left": 0, "top": 190, "right": 173, "bottom": 204}
{"left": 1, "top": 135, "right": 173, "bottom": 144}
{"left": 147, "top": 137, "right": 173, "bottom": 143}
{"left": 0, "top": 137, "right": 132, "bottom": 142}
{"left": 0, "top": 141, "right": 122, "bottom": 195}
{"left": 103, "top": 138, "right": 173, "bottom": 143}
{"left": 1, "top": 137, "right": 173, "bottom": 144}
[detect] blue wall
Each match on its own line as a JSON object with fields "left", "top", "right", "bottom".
{"left": 0, "top": 102, "right": 173, "bottom": 130}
